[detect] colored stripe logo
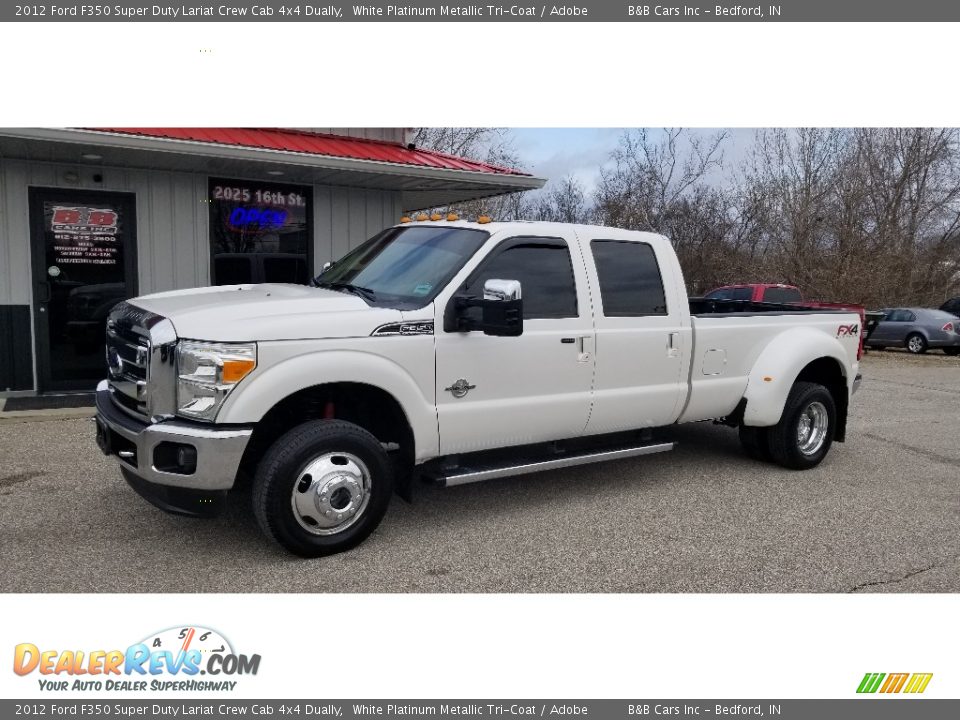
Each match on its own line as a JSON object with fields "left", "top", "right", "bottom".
{"left": 857, "top": 672, "right": 933, "bottom": 694}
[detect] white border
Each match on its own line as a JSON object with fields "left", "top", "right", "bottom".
{"left": 1, "top": 17, "right": 957, "bottom": 703}
{"left": 2, "top": 594, "right": 956, "bottom": 699}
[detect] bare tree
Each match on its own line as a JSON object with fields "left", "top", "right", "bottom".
{"left": 526, "top": 176, "right": 592, "bottom": 224}
{"left": 594, "top": 129, "right": 739, "bottom": 292}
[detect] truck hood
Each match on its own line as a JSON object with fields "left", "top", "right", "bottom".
{"left": 130, "top": 284, "right": 405, "bottom": 342}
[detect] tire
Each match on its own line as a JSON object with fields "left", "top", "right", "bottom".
{"left": 253, "top": 419, "right": 394, "bottom": 557}
{"left": 943, "top": 347, "right": 960, "bottom": 356}
{"left": 905, "top": 333, "right": 928, "bottom": 354}
{"left": 766, "top": 381, "right": 836, "bottom": 470}
{"left": 739, "top": 425, "right": 772, "bottom": 462}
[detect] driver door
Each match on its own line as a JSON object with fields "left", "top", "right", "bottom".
{"left": 434, "top": 233, "right": 595, "bottom": 455}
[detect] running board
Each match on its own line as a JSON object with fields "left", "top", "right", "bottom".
{"left": 433, "top": 442, "right": 676, "bottom": 487}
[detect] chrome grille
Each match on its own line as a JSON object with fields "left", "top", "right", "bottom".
{"left": 106, "top": 317, "right": 150, "bottom": 417}
{"left": 105, "top": 302, "right": 178, "bottom": 421}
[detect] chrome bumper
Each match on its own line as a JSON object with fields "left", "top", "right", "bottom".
{"left": 94, "top": 380, "right": 252, "bottom": 491}
{"left": 852, "top": 373, "right": 863, "bottom": 395}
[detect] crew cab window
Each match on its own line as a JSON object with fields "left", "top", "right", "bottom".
{"left": 462, "top": 238, "right": 578, "bottom": 319}
{"left": 591, "top": 240, "right": 667, "bottom": 316}
{"left": 762, "top": 286, "right": 802, "bottom": 303}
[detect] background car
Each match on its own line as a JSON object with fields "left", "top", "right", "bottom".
{"left": 940, "top": 297, "right": 960, "bottom": 319}
{"left": 866, "top": 307, "right": 960, "bottom": 355}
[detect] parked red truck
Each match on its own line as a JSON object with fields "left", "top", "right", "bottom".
{"left": 702, "top": 283, "right": 874, "bottom": 358}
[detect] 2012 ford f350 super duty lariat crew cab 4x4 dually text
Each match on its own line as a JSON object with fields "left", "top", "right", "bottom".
{"left": 95, "top": 219, "right": 863, "bottom": 556}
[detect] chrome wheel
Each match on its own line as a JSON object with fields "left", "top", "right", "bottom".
{"left": 907, "top": 335, "right": 925, "bottom": 353}
{"left": 796, "top": 401, "right": 829, "bottom": 456}
{"left": 291, "top": 452, "right": 372, "bottom": 535}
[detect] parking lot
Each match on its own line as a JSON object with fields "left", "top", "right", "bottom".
{"left": 1, "top": 350, "right": 958, "bottom": 593}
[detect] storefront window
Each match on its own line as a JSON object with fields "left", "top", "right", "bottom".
{"left": 208, "top": 177, "right": 312, "bottom": 285}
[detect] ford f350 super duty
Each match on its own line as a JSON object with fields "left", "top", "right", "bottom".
{"left": 95, "top": 219, "right": 863, "bottom": 556}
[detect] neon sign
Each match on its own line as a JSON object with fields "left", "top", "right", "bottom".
{"left": 228, "top": 206, "right": 288, "bottom": 231}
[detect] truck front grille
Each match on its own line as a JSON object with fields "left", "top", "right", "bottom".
{"left": 106, "top": 322, "right": 150, "bottom": 417}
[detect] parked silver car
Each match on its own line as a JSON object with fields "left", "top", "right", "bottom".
{"left": 866, "top": 307, "right": 960, "bottom": 355}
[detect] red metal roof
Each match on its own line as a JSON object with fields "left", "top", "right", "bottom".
{"left": 86, "top": 128, "right": 531, "bottom": 177}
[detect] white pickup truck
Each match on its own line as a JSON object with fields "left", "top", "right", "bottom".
{"left": 95, "top": 219, "right": 863, "bottom": 556}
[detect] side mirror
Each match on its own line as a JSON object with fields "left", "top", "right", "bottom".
{"left": 321, "top": 261, "right": 334, "bottom": 272}
{"left": 480, "top": 279, "right": 523, "bottom": 336}
{"left": 446, "top": 279, "right": 523, "bottom": 336}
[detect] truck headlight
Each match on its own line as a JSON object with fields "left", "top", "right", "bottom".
{"left": 176, "top": 341, "right": 257, "bottom": 421}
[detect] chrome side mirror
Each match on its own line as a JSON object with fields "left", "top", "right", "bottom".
{"left": 483, "top": 279, "right": 522, "bottom": 302}
{"left": 479, "top": 279, "right": 523, "bottom": 336}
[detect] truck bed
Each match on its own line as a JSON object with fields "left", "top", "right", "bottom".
{"left": 679, "top": 302, "right": 862, "bottom": 424}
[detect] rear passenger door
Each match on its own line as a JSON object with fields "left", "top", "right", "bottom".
{"left": 581, "top": 233, "right": 687, "bottom": 435}
{"left": 880, "top": 309, "right": 914, "bottom": 344}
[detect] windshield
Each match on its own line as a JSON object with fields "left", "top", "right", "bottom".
{"left": 314, "top": 225, "right": 490, "bottom": 309}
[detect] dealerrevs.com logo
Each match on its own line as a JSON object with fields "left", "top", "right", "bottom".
{"left": 13, "top": 626, "right": 261, "bottom": 693}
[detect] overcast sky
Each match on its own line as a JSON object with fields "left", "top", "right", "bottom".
{"left": 508, "top": 127, "right": 762, "bottom": 193}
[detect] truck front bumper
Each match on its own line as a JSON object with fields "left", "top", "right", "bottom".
{"left": 94, "top": 380, "right": 253, "bottom": 517}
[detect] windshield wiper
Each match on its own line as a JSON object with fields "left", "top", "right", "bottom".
{"left": 316, "top": 281, "right": 377, "bottom": 303}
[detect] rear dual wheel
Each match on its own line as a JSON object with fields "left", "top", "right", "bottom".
{"left": 740, "top": 381, "right": 836, "bottom": 470}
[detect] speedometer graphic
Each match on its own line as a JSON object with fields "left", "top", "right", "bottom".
{"left": 139, "top": 626, "right": 234, "bottom": 658}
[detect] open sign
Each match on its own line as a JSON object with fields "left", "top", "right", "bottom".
{"left": 228, "top": 206, "right": 288, "bottom": 230}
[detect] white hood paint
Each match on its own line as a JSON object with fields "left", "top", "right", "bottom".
{"left": 131, "top": 284, "right": 404, "bottom": 342}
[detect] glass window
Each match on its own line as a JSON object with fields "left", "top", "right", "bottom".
{"left": 462, "top": 239, "right": 578, "bottom": 320}
{"left": 591, "top": 240, "right": 667, "bottom": 316}
{"left": 318, "top": 225, "right": 490, "bottom": 309}
{"left": 213, "top": 256, "right": 253, "bottom": 285}
{"left": 762, "top": 286, "right": 803, "bottom": 303}
{"left": 886, "top": 309, "right": 914, "bottom": 322}
{"left": 209, "top": 178, "right": 312, "bottom": 285}
{"left": 705, "top": 287, "right": 753, "bottom": 301}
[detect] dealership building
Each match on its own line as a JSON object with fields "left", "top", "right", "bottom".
{"left": 0, "top": 128, "right": 543, "bottom": 395}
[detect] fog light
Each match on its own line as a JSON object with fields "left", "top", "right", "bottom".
{"left": 154, "top": 442, "right": 198, "bottom": 475}
{"left": 177, "top": 446, "right": 198, "bottom": 472}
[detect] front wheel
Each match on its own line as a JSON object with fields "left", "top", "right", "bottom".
{"left": 253, "top": 420, "right": 394, "bottom": 557}
{"left": 766, "top": 382, "right": 836, "bottom": 470}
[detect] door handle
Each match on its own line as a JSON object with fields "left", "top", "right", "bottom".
{"left": 667, "top": 332, "right": 680, "bottom": 358}
{"left": 577, "top": 335, "right": 593, "bottom": 363}
{"left": 560, "top": 337, "right": 576, "bottom": 344}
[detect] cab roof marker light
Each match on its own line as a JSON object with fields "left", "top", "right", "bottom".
{"left": 477, "top": 215, "right": 492, "bottom": 224}
{"left": 399, "top": 216, "right": 412, "bottom": 223}
{"left": 415, "top": 213, "right": 429, "bottom": 221}
{"left": 430, "top": 213, "right": 442, "bottom": 221}
{"left": 447, "top": 213, "right": 459, "bottom": 221}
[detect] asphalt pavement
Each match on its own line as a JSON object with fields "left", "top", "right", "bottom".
{"left": 1, "top": 350, "right": 958, "bottom": 593}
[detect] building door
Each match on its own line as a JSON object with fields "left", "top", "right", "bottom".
{"left": 29, "top": 188, "right": 138, "bottom": 392}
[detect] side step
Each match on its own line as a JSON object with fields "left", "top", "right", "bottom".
{"left": 431, "top": 442, "right": 676, "bottom": 487}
